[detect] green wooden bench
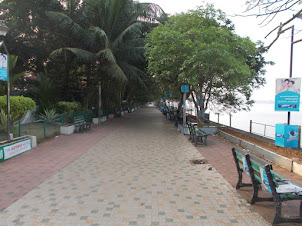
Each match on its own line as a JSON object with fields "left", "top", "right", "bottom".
{"left": 187, "top": 122, "right": 208, "bottom": 146}
{"left": 193, "top": 126, "right": 208, "bottom": 146}
{"left": 232, "top": 146, "right": 302, "bottom": 225}
{"left": 232, "top": 146, "right": 273, "bottom": 203}
{"left": 74, "top": 115, "right": 91, "bottom": 132}
{"left": 264, "top": 164, "right": 302, "bottom": 224}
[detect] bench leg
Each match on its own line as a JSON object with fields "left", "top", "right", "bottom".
{"left": 204, "top": 136, "right": 207, "bottom": 146}
{"left": 300, "top": 201, "right": 302, "bottom": 217}
{"left": 272, "top": 201, "right": 282, "bottom": 225}
{"left": 250, "top": 185, "right": 259, "bottom": 204}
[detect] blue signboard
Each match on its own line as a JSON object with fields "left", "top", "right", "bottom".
{"left": 181, "top": 85, "right": 189, "bottom": 93}
{"left": 275, "top": 124, "right": 299, "bottom": 148}
{"left": 0, "top": 53, "right": 8, "bottom": 81}
{"left": 168, "top": 93, "right": 172, "bottom": 98}
{"left": 275, "top": 78, "right": 300, "bottom": 111}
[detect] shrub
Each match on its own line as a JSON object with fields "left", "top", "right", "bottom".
{"left": 0, "top": 96, "right": 36, "bottom": 131}
{"left": 37, "top": 109, "right": 61, "bottom": 124}
{"left": 57, "top": 101, "right": 82, "bottom": 114}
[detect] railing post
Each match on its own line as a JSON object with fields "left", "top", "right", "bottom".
{"left": 229, "top": 114, "right": 232, "bottom": 127}
{"left": 250, "top": 120, "right": 252, "bottom": 133}
{"left": 18, "top": 119, "right": 21, "bottom": 137}
{"left": 44, "top": 117, "right": 46, "bottom": 138}
{"left": 62, "top": 114, "right": 64, "bottom": 126}
{"left": 264, "top": 125, "right": 266, "bottom": 137}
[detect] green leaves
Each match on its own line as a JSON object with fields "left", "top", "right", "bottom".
{"left": 146, "top": 4, "right": 269, "bottom": 119}
{"left": 0, "top": 95, "right": 36, "bottom": 126}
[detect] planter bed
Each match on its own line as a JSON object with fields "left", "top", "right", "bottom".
{"left": 60, "top": 125, "right": 75, "bottom": 135}
{"left": 0, "top": 136, "right": 32, "bottom": 162}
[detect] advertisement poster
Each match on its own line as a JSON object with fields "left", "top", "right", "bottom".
{"left": 242, "top": 157, "right": 250, "bottom": 175}
{"left": 0, "top": 53, "right": 8, "bottom": 81}
{"left": 275, "top": 124, "right": 299, "bottom": 148}
{"left": 260, "top": 168, "right": 272, "bottom": 193}
{"left": 1, "top": 139, "right": 32, "bottom": 161}
{"left": 275, "top": 78, "right": 301, "bottom": 111}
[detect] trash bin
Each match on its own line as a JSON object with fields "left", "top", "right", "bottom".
{"left": 118, "top": 112, "right": 122, "bottom": 118}
{"left": 275, "top": 124, "right": 299, "bottom": 148}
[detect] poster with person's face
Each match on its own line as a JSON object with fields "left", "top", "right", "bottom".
{"left": 275, "top": 78, "right": 301, "bottom": 111}
{"left": 0, "top": 53, "right": 8, "bottom": 81}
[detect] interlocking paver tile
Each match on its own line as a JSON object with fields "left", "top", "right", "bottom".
{"left": 0, "top": 107, "right": 269, "bottom": 225}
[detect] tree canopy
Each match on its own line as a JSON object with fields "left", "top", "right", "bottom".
{"left": 0, "top": 0, "right": 166, "bottom": 113}
{"left": 145, "top": 5, "right": 270, "bottom": 123}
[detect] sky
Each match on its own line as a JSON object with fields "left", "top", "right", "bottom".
{"left": 139, "top": 0, "right": 302, "bottom": 101}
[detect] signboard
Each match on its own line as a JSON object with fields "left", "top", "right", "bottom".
{"left": 0, "top": 53, "right": 8, "bottom": 81}
{"left": 167, "top": 93, "right": 172, "bottom": 98}
{"left": 275, "top": 124, "right": 299, "bottom": 148}
{"left": 0, "top": 138, "right": 32, "bottom": 161}
{"left": 181, "top": 85, "right": 189, "bottom": 93}
{"left": 275, "top": 78, "right": 301, "bottom": 111}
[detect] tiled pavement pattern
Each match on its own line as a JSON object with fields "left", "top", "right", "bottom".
{"left": 0, "top": 107, "right": 269, "bottom": 225}
{"left": 0, "top": 117, "right": 130, "bottom": 212}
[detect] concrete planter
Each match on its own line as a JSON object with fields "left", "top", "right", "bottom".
{"left": 197, "top": 126, "right": 218, "bottom": 135}
{"left": 0, "top": 136, "right": 33, "bottom": 162}
{"left": 60, "top": 125, "right": 75, "bottom": 135}
{"left": 93, "top": 116, "right": 107, "bottom": 124}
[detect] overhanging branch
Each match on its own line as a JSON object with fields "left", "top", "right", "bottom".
{"left": 264, "top": 8, "right": 302, "bottom": 49}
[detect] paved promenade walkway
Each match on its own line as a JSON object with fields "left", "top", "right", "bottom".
{"left": 0, "top": 107, "right": 269, "bottom": 225}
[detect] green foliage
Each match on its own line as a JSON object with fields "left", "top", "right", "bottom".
{"left": 57, "top": 101, "right": 82, "bottom": 113}
{"left": 0, "top": 111, "right": 8, "bottom": 132}
{"left": 37, "top": 109, "right": 61, "bottom": 124}
{"left": 47, "top": 0, "right": 166, "bottom": 108}
{"left": 146, "top": 4, "right": 270, "bottom": 122}
{"left": 0, "top": 95, "right": 36, "bottom": 129}
{"left": 31, "top": 72, "right": 57, "bottom": 113}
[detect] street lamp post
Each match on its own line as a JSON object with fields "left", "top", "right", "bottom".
{"left": 0, "top": 21, "right": 10, "bottom": 141}
{"left": 279, "top": 25, "right": 302, "bottom": 125}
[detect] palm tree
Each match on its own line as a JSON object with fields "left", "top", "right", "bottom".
{"left": 47, "top": 0, "right": 165, "bottom": 108}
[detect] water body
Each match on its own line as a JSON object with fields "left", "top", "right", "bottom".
{"left": 208, "top": 101, "right": 302, "bottom": 139}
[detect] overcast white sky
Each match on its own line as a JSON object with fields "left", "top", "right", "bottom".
{"left": 139, "top": 0, "right": 302, "bottom": 101}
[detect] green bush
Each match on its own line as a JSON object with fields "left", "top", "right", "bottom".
{"left": 57, "top": 101, "right": 82, "bottom": 113}
{"left": 37, "top": 109, "right": 61, "bottom": 124}
{"left": 0, "top": 96, "right": 36, "bottom": 130}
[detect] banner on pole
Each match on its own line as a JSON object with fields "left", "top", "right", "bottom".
{"left": 181, "top": 85, "right": 189, "bottom": 93}
{"left": 275, "top": 78, "right": 300, "bottom": 111}
{"left": 0, "top": 53, "right": 8, "bottom": 81}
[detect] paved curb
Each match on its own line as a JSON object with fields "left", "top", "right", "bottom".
{"left": 218, "top": 130, "right": 302, "bottom": 176}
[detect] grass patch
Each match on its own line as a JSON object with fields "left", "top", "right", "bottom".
{"left": 0, "top": 122, "right": 61, "bottom": 143}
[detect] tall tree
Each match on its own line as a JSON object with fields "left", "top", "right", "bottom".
{"left": 47, "top": 0, "right": 166, "bottom": 108}
{"left": 146, "top": 5, "right": 270, "bottom": 124}
{"left": 0, "top": 0, "right": 64, "bottom": 72}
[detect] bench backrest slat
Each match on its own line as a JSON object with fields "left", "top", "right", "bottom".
{"left": 232, "top": 146, "right": 272, "bottom": 185}
{"left": 74, "top": 115, "right": 85, "bottom": 124}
